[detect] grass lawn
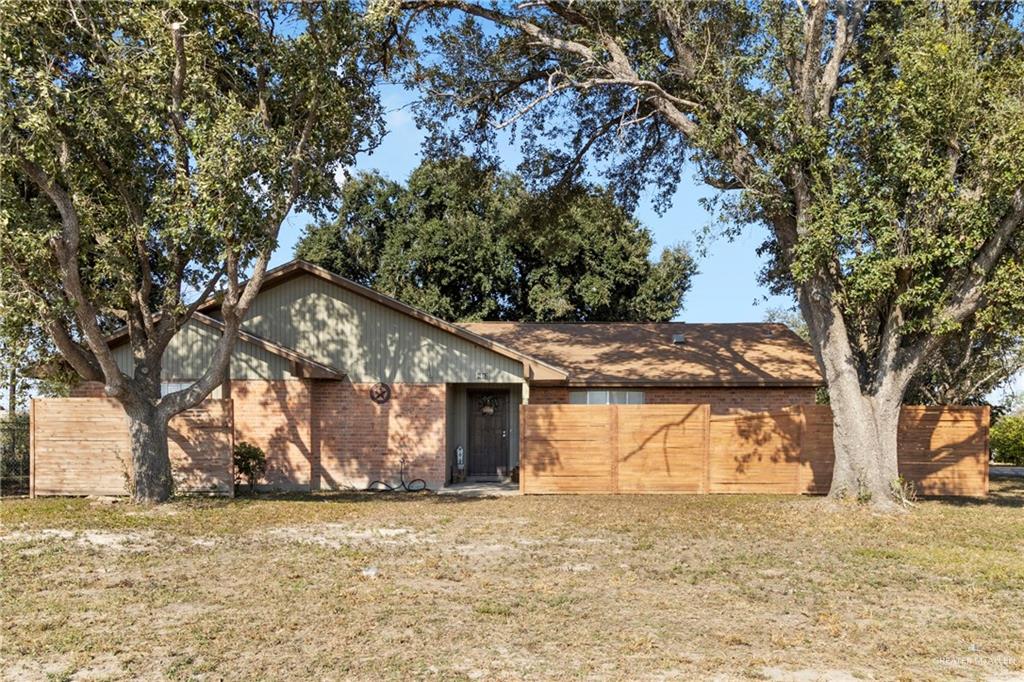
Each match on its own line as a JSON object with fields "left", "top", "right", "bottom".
{"left": 2, "top": 480, "right": 1022, "bottom": 681}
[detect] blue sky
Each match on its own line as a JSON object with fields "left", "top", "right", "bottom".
{"left": 270, "top": 85, "right": 794, "bottom": 324}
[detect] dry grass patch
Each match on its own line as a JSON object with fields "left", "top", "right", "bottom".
{"left": 2, "top": 480, "right": 1022, "bottom": 680}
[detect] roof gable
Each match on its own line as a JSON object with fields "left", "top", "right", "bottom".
{"left": 109, "top": 313, "right": 345, "bottom": 380}
{"left": 201, "top": 260, "right": 568, "bottom": 382}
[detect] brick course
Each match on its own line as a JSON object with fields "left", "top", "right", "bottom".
{"left": 529, "top": 385, "right": 817, "bottom": 413}
{"left": 230, "top": 379, "right": 313, "bottom": 490}
{"left": 312, "top": 381, "right": 447, "bottom": 491}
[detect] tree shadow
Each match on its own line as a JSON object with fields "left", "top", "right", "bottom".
{"left": 167, "top": 399, "right": 233, "bottom": 495}
{"left": 520, "top": 403, "right": 989, "bottom": 497}
{"left": 926, "top": 477, "right": 1022, "bottom": 508}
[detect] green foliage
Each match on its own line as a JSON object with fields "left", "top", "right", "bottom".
{"left": 0, "top": 324, "right": 72, "bottom": 410}
{"left": 0, "top": 1, "right": 384, "bottom": 397}
{"left": 296, "top": 157, "right": 696, "bottom": 321}
{"left": 233, "top": 442, "right": 268, "bottom": 493}
{"left": 791, "top": 3, "right": 1024, "bottom": 350}
{"left": 399, "top": 1, "right": 1024, "bottom": 393}
{"left": 764, "top": 307, "right": 810, "bottom": 342}
{"left": 1, "top": 1, "right": 388, "bottom": 501}
{"left": 991, "top": 415, "right": 1024, "bottom": 466}
{"left": 905, "top": 326, "right": 1023, "bottom": 407}
{"left": 394, "top": 1, "right": 1024, "bottom": 501}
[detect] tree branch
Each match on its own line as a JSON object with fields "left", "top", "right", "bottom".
{"left": 896, "top": 184, "right": 1024, "bottom": 375}
{"left": 818, "top": 0, "right": 866, "bottom": 119}
{"left": 168, "top": 19, "right": 192, "bottom": 182}
{"left": 18, "top": 159, "right": 125, "bottom": 392}
{"left": 403, "top": 0, "right": 598, "bottom": 62}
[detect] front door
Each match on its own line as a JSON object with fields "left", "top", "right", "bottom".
{"left": 467, "top": 390, "right": 509, "bottom": 476}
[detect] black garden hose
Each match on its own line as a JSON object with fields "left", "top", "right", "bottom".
{"left": 366, "top": 477, "right": 428, "bottom": 493}
{"left": 366, "top": 458, "right": 429, "bottom": 493}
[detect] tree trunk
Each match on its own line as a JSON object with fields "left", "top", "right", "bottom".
{"left": 825, "top": 378, "right": 902, "bottom": 507}
{"left": 798, "top": 277, "right": 906, "bottom": 509}
{"left": 124, "top": 402, "right": 173, "bottom": 503}
{"left": 7, "top": 368, "right": 15, "bottom": 415}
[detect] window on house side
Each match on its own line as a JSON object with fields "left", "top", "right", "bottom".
{"left": 160, "top": 383, "right": 222, "bottom": 399}
{"left": 569, "top": 390, "right": 644, "bottom": 405}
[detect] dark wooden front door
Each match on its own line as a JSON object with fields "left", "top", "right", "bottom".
{"left": 467, "top": 390, "right": 509, "bottom": 476}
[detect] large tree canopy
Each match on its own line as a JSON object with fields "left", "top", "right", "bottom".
{"left": 0, "top": 1, "right": 385, "bottom": 502}
{"left": 296, "top": 156, "right": 697, "bottom": 322}
{"left": 397, "top": 0, "right": 1024, "bottom": 506}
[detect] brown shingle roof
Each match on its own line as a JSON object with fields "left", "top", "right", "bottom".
{"left": 459, "top": 322, "right": 823, "bottom": 387}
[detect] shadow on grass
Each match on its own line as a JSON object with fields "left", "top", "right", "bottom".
{"left": 924, "top": 477, "right": 1024, "bottom": 509}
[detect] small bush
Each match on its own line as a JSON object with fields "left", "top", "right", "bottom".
{"left": 991, "top": 414, "right": 1024, "bottom": 466}
{"left": 233, "top": 441, "right": 267, "bottom": 493}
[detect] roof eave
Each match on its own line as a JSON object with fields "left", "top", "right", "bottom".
{"left": 531, "top": 377, "right": 824, "bottom": 388}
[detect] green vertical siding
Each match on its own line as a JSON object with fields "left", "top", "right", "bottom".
{"left": 113, "top": 319, "right": 291, "bottom": 381}
{"left": 239, "top": 274, "right": 526, "bottom": 384}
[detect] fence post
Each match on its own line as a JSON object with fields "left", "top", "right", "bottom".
{"left": 610, "top": 404, "right": 619, "bottom": 495}
{"left": 227, "top": 398, "right": 236, "bottom": 499}
{"left": 29, "top": 399, "right": 36, "bottom": 499}
{"left": 797, "top": 406, "right": 807, "bottom": 494}
{"left": 702, "top": 404, "right": 711, "bottom": 494}
{"left": 519, "top": 405, "right": 527, "bottom": 494}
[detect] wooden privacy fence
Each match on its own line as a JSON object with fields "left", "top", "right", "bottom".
{"left": 519, "top": 404, "right": 989, "bottom": 497}
{"left": 31, "top": 398, "right": 235, "bottom": 497}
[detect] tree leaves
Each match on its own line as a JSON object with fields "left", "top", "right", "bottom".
{"left": 295, "top": 156, "right": 697, "bottom": 322}
{"left": 0, "top": 1, "right": 385, "bottom": 404}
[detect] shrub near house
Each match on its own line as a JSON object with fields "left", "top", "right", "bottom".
{"left": 234, "top": 442, "right": 268, "bottom": 494}
{"left": 991, "top": 414, "right": 1024, "bottom": 465}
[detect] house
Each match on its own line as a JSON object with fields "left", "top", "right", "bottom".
{"left": 68, "top": 260, "right": 826, "bottom": 491}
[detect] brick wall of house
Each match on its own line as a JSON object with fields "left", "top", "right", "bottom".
{"left": 312, "top": 381, "right": 447, "bottom": 491}
{"left": 69, "top": 381, "right": 106, "bottom": 398}
{"left": 529, "top": 385, "right": 818, "bottom": 413}
{"left": 62, "top": 378, "right": 448, "bottom": 492}
{"left": 230, "top": 379, "right": 313, "bottom": 490}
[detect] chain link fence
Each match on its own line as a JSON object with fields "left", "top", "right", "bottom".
{"left": 1, "top": 415, "right": 30, "bottom": 496}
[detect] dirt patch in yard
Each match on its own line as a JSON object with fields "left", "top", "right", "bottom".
{"left": 1, "top": 480, "right": 1022, "bottom": 680}
{"left": 0, "top": 528, "right": 158, "bottom": 552}
{"left": 264, "top": 523, "right": 436, "bottom": 549}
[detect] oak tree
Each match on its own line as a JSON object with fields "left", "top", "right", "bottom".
{"left": 0, "top": 1, "right": 384, "bottom": 502}
{"left": 296, "top": 156, "right": 697, "bottom": 322}
{"left": 397, "top": 0, "right": 1024, "bottom": 506}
